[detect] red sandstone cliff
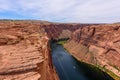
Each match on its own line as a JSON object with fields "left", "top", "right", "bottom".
{"left": 0, "top": 20, "right": 59, "bottom": 80}
{"left": 64, "top": 24, "right": 120, "bottom": 79}
{"left": 1, "top": 20, "right": 119, "bottom": 80}
{"left": 0, "top": 20, "right": 94, "bottom": 80}
{"left": 43, "top": 23, "right": 98, "bottom": 39}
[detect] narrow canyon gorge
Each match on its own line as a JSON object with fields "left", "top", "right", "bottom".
{"left": 0, "top": 20, "right": 120, "bottom": 80}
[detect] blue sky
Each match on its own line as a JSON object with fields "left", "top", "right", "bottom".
{"left": 0, "top": 0, "right": 120, "bottom": 23}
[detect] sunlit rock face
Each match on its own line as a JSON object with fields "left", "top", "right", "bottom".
{"left": 0, "top": 20, "right": 96, "bottom": 80}
{"left": 1, "top": 20, "right": 120, "bottom": 80}
{"left": 64, "top": 24, "right": 120, "bottom": 78}
{"left": 0, "top": 20, "right": 59, "bottom": 80}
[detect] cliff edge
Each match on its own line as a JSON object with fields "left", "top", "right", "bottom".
{"left": 0, "top": 21, "right": 59, "bottom": 80}
{"left": 0, "top": 20, "right": 120, "bottom": 80}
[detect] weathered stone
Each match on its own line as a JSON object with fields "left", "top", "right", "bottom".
{"left": 64, "top": 24, "right": 120, "bottom": 78}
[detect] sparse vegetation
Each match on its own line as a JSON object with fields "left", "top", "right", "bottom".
{"left": 91, "top": 64, "right": 120, "bottom": 80}
{"left": 52, "top": 38, "right": 69, "bottom": 45}
{"left": 65, "top": 47, "right": 120, "bottom": 80}
{"left": 103, "top": 67, "right": 120, "bottom": 80}
{"left": 57, "top": 40, "right": 68, "bottom": 45}
{"left": 112, "top": 65, "right": 120, "bottom": 71}
{"left": 79, "top": 61, "right": 120, "bottom": 80}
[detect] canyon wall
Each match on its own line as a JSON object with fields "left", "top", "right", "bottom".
{"left": 0, "top": 20, "right": 95, "bottom": 80}
{"left": 0, "top": 20, "right": 119, "bottom": 80}
{"left": 42, "top": 23, "right": 97, "bottom": 39}
{"left": 0, "top": 21, "right": 59, "bottom": 80}
{"left": 64, "top": 24, "right": 120, "bottom": 79}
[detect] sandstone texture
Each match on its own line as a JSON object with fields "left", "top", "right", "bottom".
{"left": 64, "top": 24, "right": 120, "bottom": 79}
{"left": 43, "top": 23, "right": 97, "bottom": 39}
{"left": 0, "top": 20, "right": 59, "bottom": 80}
{"left": 0, "top": 20, "right": 119, "bottom": 80}
{"left": 0, "top": 20, "right": 94, "bottom": 80}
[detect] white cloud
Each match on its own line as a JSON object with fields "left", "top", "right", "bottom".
{"left": 0, "top": 0, "right": 11, "bottom": 11}
{"left": 0, "top": 0, "right": 120, "bottom": 23}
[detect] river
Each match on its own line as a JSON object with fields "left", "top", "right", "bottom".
{"left": 51, "top": 43, "right": 114, "bottom": 80}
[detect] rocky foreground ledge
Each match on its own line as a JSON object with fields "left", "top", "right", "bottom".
{"left": 0, "top": 20, "right": 59, "bottom": 80}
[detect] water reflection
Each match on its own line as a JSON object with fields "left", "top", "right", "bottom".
{"left": 52, "top": 44, "right": 114, "bottom": 80}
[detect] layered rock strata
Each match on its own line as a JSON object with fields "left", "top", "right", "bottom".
{"left": 1, "top": 20, "right": 119, "bottom": 80}
{"left": 42, "top": 23, "right": 98, "bottom": 39}
{"left": 64, "top": 24, "right": 120, "bottom": 79}
{"left": 0, "top": 21, "right": 59, "bottom": 80}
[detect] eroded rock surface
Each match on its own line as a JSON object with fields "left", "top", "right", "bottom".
{"left": 64, "top": 24, "right": 120, "bottom": 79}
{"left": 43, "top": 23, "right": 97, "bottom": 39}
{"left": 1, "top": 20, "right": 119, "bottom": 80}
{"left": 0, "top": 21, "right": 59, "bottom": 80}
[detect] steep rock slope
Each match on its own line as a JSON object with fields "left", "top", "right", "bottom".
{"left": 0, "top": 21, "right": 59, "bottom": 80}
{"left": 64, "top": 24, "right": 120, "bottom": 79}
{"left": 0, "top": 20, "right": 94, "bottom": 80}
{"left": 43, "top": 23, "right": 97, "bottom": 39}
{"left": 1, "top": 20, "right": 118, "bottom": 80}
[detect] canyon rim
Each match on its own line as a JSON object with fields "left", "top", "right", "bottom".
{"left": 0, "top": 20, "right": 120, "bottom": 80}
